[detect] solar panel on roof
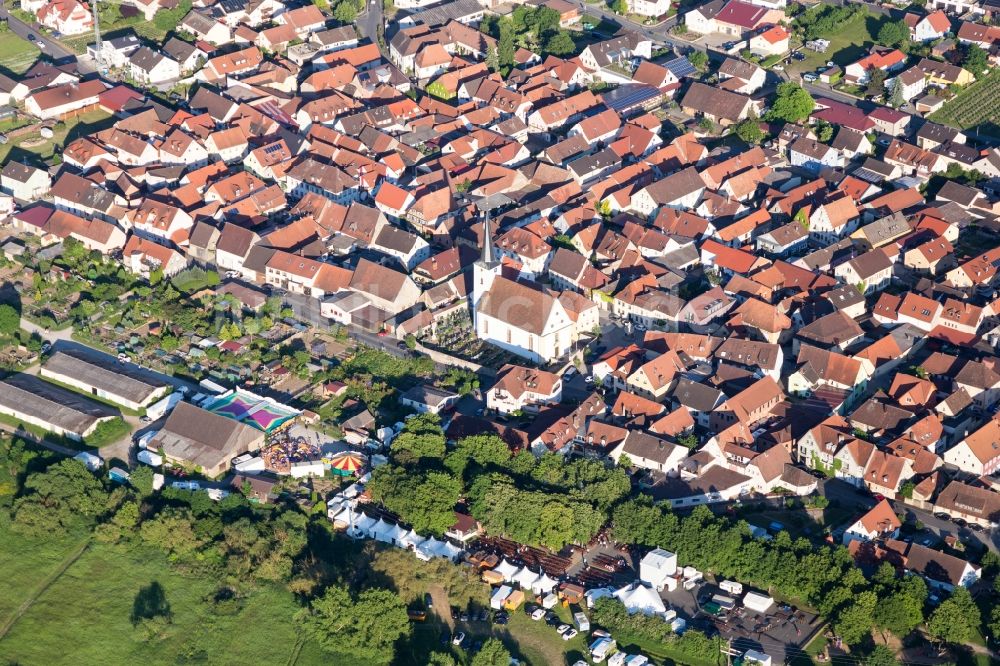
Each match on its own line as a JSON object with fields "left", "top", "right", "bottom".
{"left": 602, "top": 84, "right": 660, "bottom": 112}
{"left": 663, "top": 56, "right": 696, "bottom": 78}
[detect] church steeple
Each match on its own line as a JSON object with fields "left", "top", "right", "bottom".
{"left": 472, "top": 207, "right": 501, "bottom": 330}
{"left": 480, "top": 208, "right": 495, "bottom": 265}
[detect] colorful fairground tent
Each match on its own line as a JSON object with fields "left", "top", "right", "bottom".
{"left": 205, "top": 388, "right": 300, "bottom": 433}
{"left": 328, "top": 451, "right": 366, "bottom": 476}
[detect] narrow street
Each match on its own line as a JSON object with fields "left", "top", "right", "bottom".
{"left": 0, "top": 5, "right": 76, "bottom": 61}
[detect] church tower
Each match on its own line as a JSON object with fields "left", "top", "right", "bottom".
{"left": 472, "top": 210, "right": 501, "bottom": 329}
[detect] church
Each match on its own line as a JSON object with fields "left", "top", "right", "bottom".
{"left": 472, "top": 215, "right": 594, "bottom": 364}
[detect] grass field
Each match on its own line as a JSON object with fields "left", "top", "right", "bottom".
{"left": 787, "top": 13, "right": 888, "bottom": 78}
{"left": 0, "top": 109, "right": 115, "bottom": 166}
{"left": 0, "top": 533, "right": 312, "bottom": 666}
{"left": 0, "top": 33, "right": 41, "bottom": 74}
{"left": 930, "top": 68, "right": 1000, "bottom": 135}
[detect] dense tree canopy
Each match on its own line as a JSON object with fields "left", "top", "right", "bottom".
{"left": 766, "top": 83, "right": 815, "bottom": 123}
{"left": 877, "top": 19, "right": 910, "bottom": 48}
{"left": 471, "top": 639, "right": 512, "bottom": 666}
{"left": 927, "top": 587, "right": 980, "bottom": 645}
{"left": 299, "top": 585, "right": 410, "bottom": 663}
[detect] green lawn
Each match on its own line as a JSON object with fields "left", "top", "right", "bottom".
{"left": 0, "top": 535, "right": 313, "bottom": 665}
{"left": 0, "top": 33, "right": 41, "bottom": 74}
{"left": 0, "top": 110, "right": 116, "bottom": 166}
{"left": 787, "top": 13, "right": 889, "bottom": 78}
{"left": 0, "top": 528, "right": 82, "bottom": 622}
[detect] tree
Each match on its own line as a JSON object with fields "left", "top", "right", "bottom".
{"left": 546, "top": 30, "right": 575, "bottom": 56}
{"left": 866, "top": 645, "right": 899, "bottom": 666}
{"left": 676, "top": 433, "right": 699, "bottom": 449}
{"left": 928, "top": 587, "right": 980, "bottom": 645}
{"left": 877, "top": 19, "right": 910, "bottom": 48}
{"left": 0, "top": 303, "right": 19, "bottom": 337}
{"left": 472, "top": 639, "right": 511, "bottom": 666}
{"left": 962, "top": 44, "right": 988, "bottom": 77}
{"left": 888, "top": 78, "right": 904, "bottom": 108}
{"left": 390, "top": 413, "right": 446, "bottom": 465}
{"left": 874, "top": 588, "right": 924, "bottom": 637}
{"left": 867, "top": 68, "right": 888, "bottom": 97}
{"left": 368, "top": 466, "right": 462, "bottom": 535}
{"left": 612, "top": 0, "right": 627, "bottom": 13}
{"left": 689, "top": 50, "right": 708, "bottom": 71}
{"left": 814, "top": 120, "right": 834, "bottom": 142}
{"left": 735, "top": 116, "right": 764, "bottom": 145}
{"left": 835, "top": 590, "right": 877, "bottom": 645}
{"left": 766, "top": 83, "right": 814, "bottom": 123}
{"left": 498, "top": 18, "right": 515, "bottom": 73}
{"left": 299, "top": 585, "right": 410, "bottom": 664}
{"left": 130, "top": 465, "right": 155, "bottom": 497}
{"left": 486, "top": 45, "right": 500, "bottom": 73}
{"left": 332, "top": 0, "right": 356, "bottom": 22}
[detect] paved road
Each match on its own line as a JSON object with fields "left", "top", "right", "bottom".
{"left": 803, "top": 82, "right": 868, "bottom": 107}
{"left": 0, "top": 6, "right": 75, "bottom": 61}
{"left": 359, "top": 0, "right": 384, "bottom": 53}
{"left": 569, "top": 1, "right": 715, "bottom": 57}
{"left": 820, "top": 478, "right": 999, "bottom": 553}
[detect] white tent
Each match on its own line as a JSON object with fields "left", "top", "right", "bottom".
{"left": 531, "top": 572, "right": 560, "bottom": 595}
{"left": 493, "top": 559, "right": 520, "bottom": 582}
{"left": 351, "top": 513, "right": 377, "bottom": 538}
{"left": 416, "top": 537, "right": 443, "bottom": 561}
{"left": 432, "top": 540, "right": 463, "bottom": 561}
{"left": 513, "top": 566, "right": 540, "bottom": 590}
{"left": 614, "top": 583, "right": 667, "bottom": 617}
{"left": 372, "top": 518, "right": 396, "bottom": 543}
{"left": 329, "top": 505, "right": 352, "bottom": 526}
{"left": 384, "top": 522, "right": 407, "bottom": 545}
{"left": 398, "top": 529, "right": 426, "bottom": 549}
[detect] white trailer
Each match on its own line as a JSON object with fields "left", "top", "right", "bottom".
{"left": 490, "top": 585, "right": 512, "bottom": 610}
{"left": 135, "top": 430, "right": 157, "bottom": 450}
{"left": 719, "top": 580, "right": 743, "bottom": 596}
{"left": 137, "top": 449, "right": 163, "bottom": 467}
{"left": 73, "top": 451, "right": 103, "bottom": 471}
{"left": 573, "top": 611, "right": 590, "bottom": 632}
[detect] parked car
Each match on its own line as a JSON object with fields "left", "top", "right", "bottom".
{"left": 562, "top": 628, "right": 578, "bottom": 641}
{"left": 557, "top": 624, "right": 572, "bottom": 635}
{"left": 452, "top": 631, "right": 466, "bottom": 646}
{"left": 531, "top": 608, "right": 546, "bottom": 621}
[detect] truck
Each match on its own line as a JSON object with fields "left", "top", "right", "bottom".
{"left": 199, "top": 378, "right": 228, "bottom": 395}
{"left": 589, "top": 637, "right": 617, "bottom": 663}
{"left": 137, "top": 449, "right": 163, "bottom": 467}
{"left": 573, "top": 611, "right": 590, "bottom": 632}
